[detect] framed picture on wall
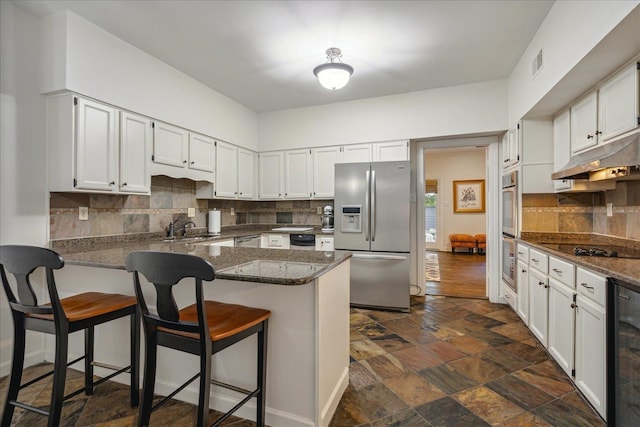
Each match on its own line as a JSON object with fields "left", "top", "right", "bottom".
{"left": 453, "top": 179, "right": 485, "bottom": 213}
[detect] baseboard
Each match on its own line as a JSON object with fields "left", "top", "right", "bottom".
{"left": 319, "top": 367, "right": 349, "bottom": 427}
{"left": 0, "top": 350, "right": 46, "bottom": 377}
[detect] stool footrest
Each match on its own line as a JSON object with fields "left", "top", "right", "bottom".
{"left": 63, "top": 364, "right": 132, "bottom": 401}
{"left": 211, "top": 385, "right": 260, "bottom": 427}
{"left": 8, "top": 400, "right": 50, "bottom": 417}
{"left": 210, "top": 378, "right": 254, "bottom": 396}
{"left": 152, "top": 372, "right": 201, "bottom": 412}
{"left": 19, "top": 355, "right": 86, "bottom": 391}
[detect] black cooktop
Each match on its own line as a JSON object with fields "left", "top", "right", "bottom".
{"left": 538, "top": 243, "right": 640, "bottom": 259}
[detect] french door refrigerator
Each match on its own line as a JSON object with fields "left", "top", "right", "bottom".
{"left": 334, "top": 161, "right": 410, "bottom": 312}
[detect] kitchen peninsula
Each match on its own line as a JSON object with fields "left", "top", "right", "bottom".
{"left": 52, "top": 236, "right": 351, "bottom": 427}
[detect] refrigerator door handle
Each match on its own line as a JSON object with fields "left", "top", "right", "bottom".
{"left": 371, "top": 170, "right": 376, "bottom": 241}
{"left": 352, "top": 253, "right": 407, "bottom": 260}
{"left": 365, "top": 169, "right": 370, "bottom": 241}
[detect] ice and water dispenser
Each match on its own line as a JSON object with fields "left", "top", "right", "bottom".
{"left": 340, "top": 205, "right": 362, "bottom": 233}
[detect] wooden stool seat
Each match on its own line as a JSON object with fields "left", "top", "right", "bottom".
{"left": 28, "top": 291, "right": 137, "bottom": 322}
{"left": 159, "top": 301, "right": 271, "bottom": 341}
{"left": 0, "top": 245, "right": 139, "bottom": 427}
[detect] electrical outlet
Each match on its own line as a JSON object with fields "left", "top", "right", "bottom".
{"left": 187, "top": 207, "right": 195, "bottom": 217}
{"left": 606, "top": 203, "right": 613, "bottom": 217}
{"left": 317, "top": 206, "right": 322, "bottom": 214}
{"left": 79, "top": 207, "right": 89, "bottom": 221}
{"left": 230, "top": 207, "right": 235, "bottom": 216}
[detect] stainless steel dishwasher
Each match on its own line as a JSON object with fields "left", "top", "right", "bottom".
{"left": 234, "top": 235, "right": 260, "bottom": 248}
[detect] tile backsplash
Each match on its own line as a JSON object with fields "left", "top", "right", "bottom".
{"left": 522, "top": 181, "right": 640, "bottom": 240}
{"left": 50, "top": 176, "right": 331, "bottom": 240}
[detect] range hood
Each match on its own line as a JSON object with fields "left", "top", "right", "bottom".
{"left": 551, "top": 132, "right": 640, "bottom": 181}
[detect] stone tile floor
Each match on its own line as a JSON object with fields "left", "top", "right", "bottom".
{"left": 1, "top": 295, "right": 605, "bottom": 426}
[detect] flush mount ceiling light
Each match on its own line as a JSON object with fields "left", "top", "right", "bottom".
{"left": 313, "top": 47, "right": 354, "bottom": 91}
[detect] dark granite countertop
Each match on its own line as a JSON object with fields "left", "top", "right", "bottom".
{"left": 53, "top": 228, "right": 347, "bottom": 286}
{"left": 519, "top": 232, "right": 640, "bottom": 289}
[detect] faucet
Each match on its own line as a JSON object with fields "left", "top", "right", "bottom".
{"left": 180, "top": 221, "right": 196, "bottom": 237}
{"left": 167, "top": 219, "right": 179, "bottom": 238}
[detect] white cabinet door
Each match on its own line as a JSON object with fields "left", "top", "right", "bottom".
{"left": 553, "top": 109, "right": 572, "bottom": 191}
{"left": 509, "top": 126, "right": 520, "bottom": 167}
{"left": 598, "top": 62, "right": 639, "bottom": 142}
{"left": 259, "top": 152, "right": 284, "bottom": 199}
{"left": 547, "top": 279, "right": 576, "bottom": 377}
{"left": 312, "top": 146, "right": 341, "bottom": 198}
{"left": 516, "top": 260, "right": 529, "bottom": 325}
{"left": 570, "top": 91, "right": 598, "bottom": 154}
{"left": 528, "top": 268, "right": 549, "bottom": 347}
{"left": 75, "top": 97, "right": 118, "bottom": 191}
{"left": 215, "top": 140, "right": 238, "bottom": 198}
{"left": 342, "top": 144, "right": 373, "bottom": 163}
{"left": 285, "top": 149, "right": 312, "bottom": 198}
{"left": 237, "top": 148, "right": 255, "bottom": 199}
{"left": 575, "top": 294, "right": 607, "bottom": 419}
{"left": 373, "top": 141, "right": 408, "bottom": 161}
{"left": 153, "top": 121, "right": 188, "bottom": 168}
{"left": 188, "top": 133, "right": 215, "bottom": 173}
{"left": 501, "top": 132, "right": 510, "bottom": 169}
{"left": 119, "top": 111, "right": 151, "bottom": 194}
{"left": 315, "top": 236, "right": 334, "bottom": 251}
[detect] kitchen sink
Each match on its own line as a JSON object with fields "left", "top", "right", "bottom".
{"left": 271, "top": 227, "right": 314, "bottom": 232}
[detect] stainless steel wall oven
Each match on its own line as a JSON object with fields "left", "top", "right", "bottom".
{"left": 501, "top": 171, "right": 518, "bottom": 293}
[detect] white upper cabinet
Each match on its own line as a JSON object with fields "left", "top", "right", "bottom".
{"left": 120, "top": 111, "right": 151, "bottom": 194}
{"left": 153, "top": 121, "right": 188, "bottom": 168}
{"left": 570, "top": 91, "right": 599, "bottom": 154}
{"left": 373, "top": 140, "right": 409, "bottom": 161}
{"left": 342, "top": 143, "right": 373, "bottom": 163}
{"left": 48, "top": 94, "right": 151, "bottom": 194}
{"left": 312, "top": 146, "right": 341, "bottom": 198}
{"left": 188, "top": 133, "right": 215, "bottom": 173}
{"left": 75, "top": 97, "right": 119, "bottom": 191}
{"left": 237, "top": 148, "right": 256, "bottom": 199}
{"left": 597, "top": 61, "right": 639, "bottom": 142}
{"left": 215, "top": 140, "right": 238, "bottom": 198}
{"left": 285, "top": 149, "right": 312, "bottom": 198}
{"left": 553, "top": 110, "right": 572, "bottom": 191}
{"left": 502, "top": 126, "right": 520, "bottom": 169}
{"left": 259, "top": 151, "right": 284, "bottom": 199}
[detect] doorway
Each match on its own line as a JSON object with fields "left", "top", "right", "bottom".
{"left": 413, "top": 138, "right": 499, "bottom": 301}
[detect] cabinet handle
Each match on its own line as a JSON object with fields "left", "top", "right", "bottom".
{"left": 285, "top": 193, "right": 288, "bottom": 196}
{"left": 595, "top": 130, "right": 602, "bottom": 136}
{"left": 279, "top": 193, "right": 282, "bottom": 196}
{"left": 538, "top": 281, "right": 544, "bottom": 286}
{"left": 544, "top": 284, "right": 549, "bottom": 289}
{"left": 619, "top": 293, "right": 631, "bottom": 301}
{"left": 521, "top": 269, "right": 527, "bottom": 273}
{"left": 109, "top": 181, "right": 115, "bottom": 186}
{"left": 552, "top": 268, "right": 562, "bottom": 275}
{"left": 531, "top": 259, "right": 538, "bottom": 263}
{"left": 587, "top": 134, "right": 594, "bottom": 139}
{"left": 122, "top": 182, "right": 127, "bottom": 186}
{"left": 503, "top": 159, "right": 510, "bottom": 163}
{"left": 570, "top": 303, "right": 577, "bottom": 309}
{"left": 191, "top": 161, "right": 195, "bottom": 165}
{"left": 183, "top": 160, "right": 187, "bottom": 164}
{"left": 517, "top": 251, "right": 524, "bottom": 255}
{"left": 234, "top": 191, "right": 238, "bottom": 195}
{"left": 580, "top": 283, "right": 594, "bottom": 291}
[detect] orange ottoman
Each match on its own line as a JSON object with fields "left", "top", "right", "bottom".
{"left": 449, "top": 234, "right": 476, "bottom": 253}
{"left": 475, "top": 234, "right": 486, "bottom": 254}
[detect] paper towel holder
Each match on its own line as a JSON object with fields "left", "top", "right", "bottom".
{"left": 208, "top": 210, "right": 221, "bottom": 236}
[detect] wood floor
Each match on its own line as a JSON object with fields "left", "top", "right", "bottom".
{"left": 425, "top": 251, "right": 487, "bottom": 299}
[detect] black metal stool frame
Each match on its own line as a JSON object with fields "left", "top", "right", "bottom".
{"left": 126, "top": 251, "right": 268, "bottom": 427}
{"left": 0, "top": 245, "right": 139, "bottom": 427}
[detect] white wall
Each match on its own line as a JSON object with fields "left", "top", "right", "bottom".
{"left": 0, "top": 0, "right": 48, "bottom": 375}
{"left": 424, "top": 148, "right": 486, "bottom": 251}
{"left": 42, "top": 10, "right": 259, "bottom": 150}
{"left": 508, "top": 1, "right": 639, "bottom": 125}
{"left": 258, "top": 79, "right": 508, "bottom": 151}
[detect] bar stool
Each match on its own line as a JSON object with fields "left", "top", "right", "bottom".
{"left": 125, "top": 251, "right": 270, "bottom": 427}
{"left": 0, "top": 245, "right": 139, "bottom": 427}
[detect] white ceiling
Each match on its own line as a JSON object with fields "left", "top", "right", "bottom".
{"left": 17, "top": 0, "right": 554, "bottom": 113}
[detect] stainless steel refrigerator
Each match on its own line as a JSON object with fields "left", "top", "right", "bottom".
{"left": 334, "top": 161, "right": 410, "bottom": 312}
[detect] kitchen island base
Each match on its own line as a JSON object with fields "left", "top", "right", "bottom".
{"left": 47, "top": 260, "right": 350, "bottom": 427}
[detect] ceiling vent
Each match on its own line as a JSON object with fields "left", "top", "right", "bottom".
{"left": 531, "top": 49, "right": 543, "bottom": 79}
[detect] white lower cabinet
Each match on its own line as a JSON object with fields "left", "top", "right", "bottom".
{"left": 528, "top": 268, "right": 549, "bottom": 347}
{"left": 315, "top": 236, "right": 334, "bottom": 251}
{"left": 260, "top": 234, "right": 290, "bottom": 250}
{"left": 574, "top": 268, "right": 607, "bottom": 420}
{"left": 547, "top": 278, "right": 576, "bottom": 377}
{"left": 516, "top": 260, "right": 529, "bottom": 325}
